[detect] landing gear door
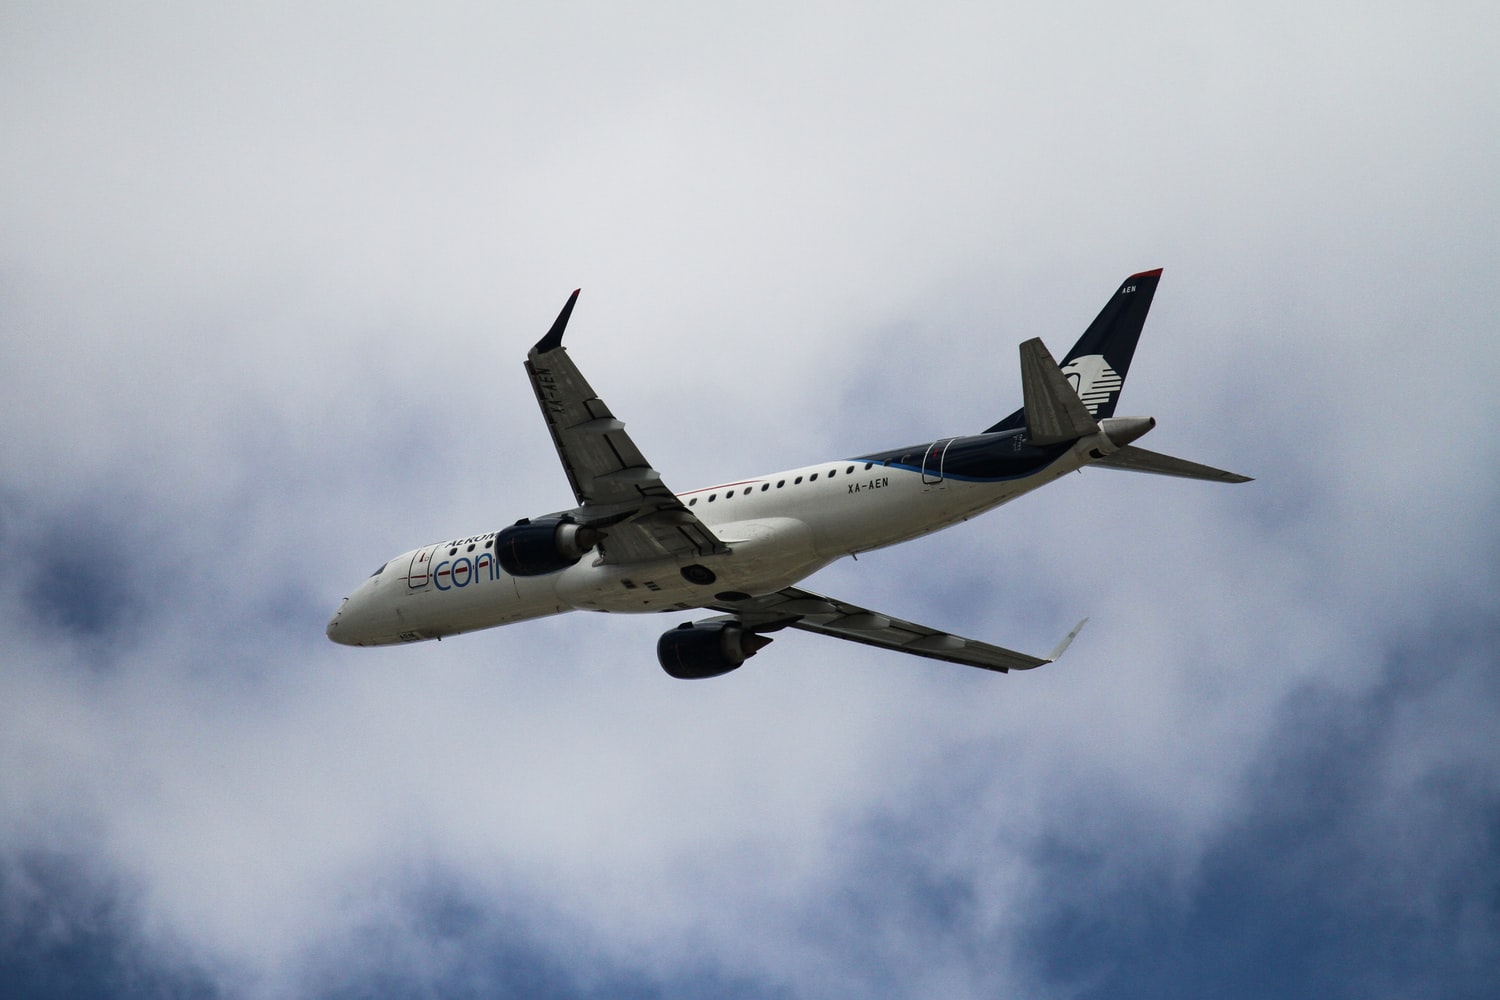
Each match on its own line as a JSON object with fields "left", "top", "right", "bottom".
{"left": 921, "top": 438, "right": 955, "bottom": 486}
{"left": 406, "top": 544, "right": 439, "bottom": 590}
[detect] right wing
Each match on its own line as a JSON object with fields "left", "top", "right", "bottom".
{"left": 709, "top": 586, "right": 1086, "bottom": 673}
{"left": 524, "top": 291, "right": 728, "bottom": 565}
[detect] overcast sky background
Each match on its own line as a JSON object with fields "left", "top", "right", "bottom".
{"left": 2, "top": 3, "right": 1497, "bottom": 998}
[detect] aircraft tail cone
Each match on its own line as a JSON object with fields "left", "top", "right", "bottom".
{"left": 1099, "top": 416, "right": 1156, "bottom": 449}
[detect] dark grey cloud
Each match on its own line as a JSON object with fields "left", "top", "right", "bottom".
{"left": 0, "top": 851, "right": 218, "bottom": 999}
{"left": 2, "top": 490, "right": 167, "bottom": 649}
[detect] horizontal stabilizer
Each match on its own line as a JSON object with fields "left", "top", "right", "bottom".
{"left": 1093, "top": 445, "right": 1252, "bottom": 483}
{"left": 1020, "top": 338, "right": 1099, "bottom": 445}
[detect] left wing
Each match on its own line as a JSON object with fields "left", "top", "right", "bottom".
{"left": 524, "top": 291, "right": 727, "bottom": 565}
{"left": 709, "top": 586, "right": 1086, "bottom": 673}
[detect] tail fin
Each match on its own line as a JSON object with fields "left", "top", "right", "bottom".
{"left": 986, "top": 268, "right": 1163, "bottom": 434}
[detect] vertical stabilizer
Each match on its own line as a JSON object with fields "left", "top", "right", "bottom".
{"left": 987, "top": 269, "right": 1163, "bottom": 434}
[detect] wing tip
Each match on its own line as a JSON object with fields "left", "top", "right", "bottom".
{"left": 532, "top": 288, "right": 581, "bottom": 354}
{"left": 1044, "top": 617, "right": 1089, "bottom": 663}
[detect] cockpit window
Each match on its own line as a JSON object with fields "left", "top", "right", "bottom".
{"left": 370, "top": 562, "right": 388, "bottom": 577}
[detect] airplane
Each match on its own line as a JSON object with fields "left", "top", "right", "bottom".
{"left": 326, "top": 269, "right": 1250, "bottom": 678}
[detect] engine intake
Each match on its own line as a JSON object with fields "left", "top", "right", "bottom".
{"left": 657, "top": 622, "right": 773, "bottom": 680}
{"left": 496, "top": 517, "right": 601, "bottom": 576}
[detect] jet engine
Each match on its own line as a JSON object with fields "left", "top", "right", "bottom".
{"left": 657, "top": 622, "right": 773, "bottom": 680}
{"left": 495, "top": 517, "right": 601, "bottom": 577}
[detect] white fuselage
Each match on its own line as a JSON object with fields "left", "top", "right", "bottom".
{"left": 326, "top": 432, "right": 1107, "bottom": 647}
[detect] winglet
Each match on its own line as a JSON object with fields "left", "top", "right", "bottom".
{"left": 1046, "top": 617, "right": 1089, "bottom": 663}
{"left": 532, "top": 289, "right": 581, "bottom": 354}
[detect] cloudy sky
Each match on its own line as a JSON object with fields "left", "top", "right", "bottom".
{"left": 2, "top": 3, "right": 1496, "bottom": 997}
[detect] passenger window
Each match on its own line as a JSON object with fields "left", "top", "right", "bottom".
{"left": 810, "top": 473, "right": 818, "bottom": 481}
{"left": 484, "top": 539, "right": 493, "bottom": 548}
{"left": 847, "top": 466, "right": 855, "bottom": 474}
{"left": 466, "top": 543, "right": 475, "bottom": 552}
{"left": 708, "top": 494, "right": 716, "bottom": 502}
{"left": 864, "top": 462, "right": 873, "bottom": 470}
{"left": 689, "top": 497, "right": 697, "bottom": 506}
{"left": 448, "top": 548, "right": 458, "bottom": 556}
{"left": 761, "top": 483, "right": 769, "bottom": 491}
{"left": 777, "top": 480, "right": 785, "bottom": 488}
{"left": 794, "top": 476, "right": 803, "bottom": 484}
{"left": 828, "top": 469, "right": 837, "bottom": 478}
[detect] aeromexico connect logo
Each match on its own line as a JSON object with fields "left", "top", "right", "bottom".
{"left": 1060, "top": 354, "right": 1122, "bottom": 416}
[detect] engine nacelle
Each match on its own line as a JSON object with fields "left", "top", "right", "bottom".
{"left": 657, "top": 622, "right": 773, "bottom": 680}
{"left": 495, "top": 517, "right": 601, "bottom": 577}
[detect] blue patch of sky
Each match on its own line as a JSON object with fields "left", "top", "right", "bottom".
{"left": 0, "top": 852, "right": 219, "bottom": 1000}
{"left": 1021, "top": 614, "right": 1500, "bottom": 1000}
{"left": 818, "top": 810, "right": 987, "bottom": 964}
{"left": 0, "top": 858, "right": 800, "bottom": 1000}
{"left": 307, "top": 874, "right": 797, "bottom": 1000}
{"left": 4, "top": 496, "right": 142, "bottom": 642}
{"left": 25, "top": 542, "right": 135, "bottom": 637}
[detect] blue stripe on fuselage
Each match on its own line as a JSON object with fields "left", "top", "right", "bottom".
{"left": 855, "top": 430, "right": 1069, "bottom": 483}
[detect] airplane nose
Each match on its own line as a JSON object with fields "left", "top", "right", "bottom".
{"left": 326, "top": 599, "right": 348, "bottom": 644}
